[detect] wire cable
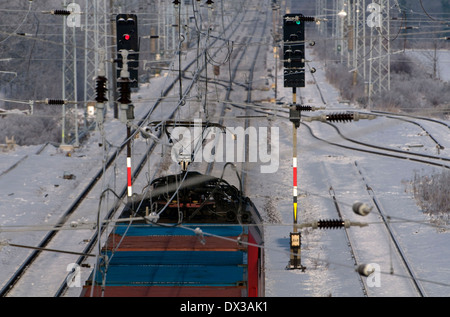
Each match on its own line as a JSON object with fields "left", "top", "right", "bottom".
{"left": 0, "top": 1, "right": 32, "bottom": 44}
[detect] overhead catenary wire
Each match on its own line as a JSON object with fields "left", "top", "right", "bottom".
{"left": 2, "top": 0, "right": 450, "bottom": 297}
{"left": 0, "top": 1, "right": 32, "bottom": 44}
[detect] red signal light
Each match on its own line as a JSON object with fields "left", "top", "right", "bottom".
{"left": 124, "top": 34, "right": 130, "bottom": 41}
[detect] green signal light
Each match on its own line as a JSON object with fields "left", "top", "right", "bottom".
{"left": 296, "top": 20, "right": 301, "bottom": 25}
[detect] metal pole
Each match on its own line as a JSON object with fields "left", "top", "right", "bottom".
{"left": 73, "top": 25, "right": 79, "bottom": 147}
{"left": 62, "top": 13, "right": 67, "bottom": 146}
{"left": 288, "top": 87, "right": 304, "bottom": 270}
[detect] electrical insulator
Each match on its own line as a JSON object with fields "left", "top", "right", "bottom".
{"left": 295, "top": 105, "right": 313, "bottom": 112}
{"left": 316, "top": 219, "right": 346, "bottom": 229}
{"left": 45, "top": 99, "right": 66, "bottom": 105}
{"left": 118, "top": 81, "right": 131, "bottom": 105}
{"left": 95, "top": 76, "right": 108, "bottom": 103}
{"left": 299, "top": 16, "right": 315, "bottom": 22}
{"left": 352, "top": 202, "right": 372, "bottom": 216}
{"left": 357, "top": 264, "right": 376, "bottom": 277}
{"left": 326, "top": 113, "right": 354, "bottom": 123}
{"left": 51, "top": 10, "right": 71, "bottom": 16}
{"left": 194, "top": 227, "right": 206, "bottom": 245}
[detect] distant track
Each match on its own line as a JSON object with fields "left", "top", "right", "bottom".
{"left": 1, "top": 9, "right": 246, "bottom": 297}
{"left": 302, "top": 122, "right": 450, "bottom": 170}
{"left": 307, "top": 62, "right": 450, "bottom": 161}
{"left": 318, "top": 121, "right": 450, "bottom": 166}
{"left": 54, "top": 7, "right": 250, "bottom": 298}
{"left": 361, "top": 111, "right": 447, "bottom": 150}
{"left": 0, "top": 143, "right": 50, "bottom": 178}
{"left": 226, "top": 103, "right": 450, "bottom": 169}
{"left": 204, "top": 3, "right": 270, "bottom": 198}
{"left": 371, "top": 110, "right": 450, "bottom": 130}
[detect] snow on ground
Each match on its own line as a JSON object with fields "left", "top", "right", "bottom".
{"left": 1, "top": 8, "right": 450, "bottom": 297}
{"left": 252, "top": 44, "right": 450, "bottom": 297}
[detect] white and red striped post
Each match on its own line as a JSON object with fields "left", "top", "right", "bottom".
{"left": 288, "top": 87, "right": 304, "bottom": 270}
{"left": 127, "top": 130, "right": 132, "bottom": 198}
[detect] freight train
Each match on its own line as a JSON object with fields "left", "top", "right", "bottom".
{"left": 81, "top": 171, "right": 264, "bottom": 297}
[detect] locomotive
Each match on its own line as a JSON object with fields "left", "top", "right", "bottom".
{"left": 81, "top": 171, "right": 264, "bottom": 297}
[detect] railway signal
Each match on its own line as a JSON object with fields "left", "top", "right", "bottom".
{"left": 284, "top": 13, "right": 315, "bottom": 271}
{"left": 116, "top": 49, "right": 135, "bottom": 199}
{"left": 283, "top": 14, "right": 314, "bottom": 88}
{"left": 116, "top": 14, "right": 139, "bottom": 88}
{"left": 116, "top": 14, "right": 139, "bottom": 52}
{"left": 283, "top": 14, "right": 305, "bottom": 88}
{"left": 287, "top": 101, "right": 320, "bottom": 270}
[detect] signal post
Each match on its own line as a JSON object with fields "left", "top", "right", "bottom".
{"left": 283, "top": 14, "right": 314, "bottom": 270}
{"left": 116, "top": 14, "right": 139, "bottom": 202}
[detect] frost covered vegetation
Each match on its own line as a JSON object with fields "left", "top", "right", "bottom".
{"left": 315, "top": 45, "right": 450, "bottom": 117}
{"left": 0, "top": 1, "right": 66, "bottom": 146}
{"left": 411, "top": 170, "right": 450, "bottom": 226}
{"left": 372, "top": 54, "right": 450, "bottom": 116}
{"left": 0, "top": 105, "right": 62, "bottom": 146}
{"left": 313, "top": 1, "right": 450, "bottom": 118}
{"left": 1, "top": 1, "right": 449, "bottom": 146}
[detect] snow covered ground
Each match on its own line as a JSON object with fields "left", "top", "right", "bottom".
{"left": 1, "top": 4, "right": 450, "bottom": 298}
{"left": 255, "top": 45, "right": 450, "bottom": 297}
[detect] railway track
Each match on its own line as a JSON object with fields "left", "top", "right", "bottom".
{"left": 233, "top": 79, "right": 447, "bottom": 296}
{"left": 0, "top": 143, "right": 51, "bottom": 178}
{"left": 304, "top": 58, "right": 450, "bottom": 165}
{"left": 303, "top": 61, "right": 450, "bottom": 295}
{"left": 353, "top": 161, "right": 427, "bottom": 297}
{"left": 306, "top": 63, "right": 447, "bottom": 296}
{"left": 0, "top": 6, "right": 247, "bottom": 297}
{"left": 371, "top": 110, "right": 450, "bottom": 130}
{"left": 302, "top": 69, "right": 433, "bottom": 295}
{"left": 326, "top": 184, "right": 370, "bottom": 296}
{"left": 314, "top": 157, "right": 426, "bottom": 297}
{"left": 303, "top": 121, "right": 450, "bottom": 169}
{"left": 203, "top": 3, "right": 270, "bottom": 197}
{"left": 226, "top": 102, "right": 450, "bottom": 170}
{"left": 2, "top": 2, "right": 448, "bottom": 297}
{"left": 363, "top": 112, "right": 445, "bottom": 151}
